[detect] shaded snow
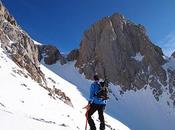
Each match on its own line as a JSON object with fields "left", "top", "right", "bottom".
{"left": 131, "top": 52, "right": 144, "bottom": 62}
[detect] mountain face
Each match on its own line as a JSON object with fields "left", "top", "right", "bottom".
{"left": 75, "top": 13, "right": 175, "bottom": 104}
{"left": 0, "top": 2, "right": 44, "bottom": 83}
{"left": 76, "top": 13, "right": 165, "bottom": 89}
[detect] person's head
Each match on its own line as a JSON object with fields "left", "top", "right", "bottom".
{"left": 93, "top": 75, "right": 99, "bottom": 81}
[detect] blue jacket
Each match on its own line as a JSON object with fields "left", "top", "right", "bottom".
{"left": 89, "top": 81, "right": 107, "bottom": 105}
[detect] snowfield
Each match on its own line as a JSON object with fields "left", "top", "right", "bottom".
{"left": 42, "top": 58, "right": 175, "bottom": 130}
{"left": 0, "top": 45, "right": 130, "bottom": 130}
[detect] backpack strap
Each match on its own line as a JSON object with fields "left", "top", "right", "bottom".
{"left": 93, "top": 83, "right": 101, "bottom": 96}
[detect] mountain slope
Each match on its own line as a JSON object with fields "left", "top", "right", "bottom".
{"left": 0, "top": 43, "right": 130, "bottom": 130}
{"left": 41, "top": 60, "right": 175, "bottom": 130}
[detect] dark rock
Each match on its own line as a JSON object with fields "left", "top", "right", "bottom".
{"left": 46, "top": 85, "right": 73, "bottom": 107}
{"left": 171, "top": 51, "right": 175, "bottom": 58}
{"left": 38, "top": 45, "right": 67, "bottom": 65}
{"left": 67, "top": 49, "right": 79, "bottom": 61}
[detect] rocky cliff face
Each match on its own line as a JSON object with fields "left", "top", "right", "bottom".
{"left": 0, "top": 2, "right": 45, "bottom": 83}
{"left": 75, "top": 13, "right": 174, "bottom": 102}
{"left": 38, "top": 45, "right": 79, "bottom": 64}
{"left": 38, "top": 45, "right": 66, "bottom": 65}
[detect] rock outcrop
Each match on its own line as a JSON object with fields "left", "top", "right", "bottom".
{"left": 38, "top": 45, "right": 66, "bottom": 65}
{"left": 76, "top": 13, "right": 167, "bottom": 97}
{"left": 0, "top": 2, "right": 45, "bottom": 83}
{"left": 67, "top": 49, "right": 79, "bottom": 61}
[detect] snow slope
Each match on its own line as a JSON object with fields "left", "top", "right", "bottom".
{"left": 42, "top": 60, "right": 175, "bottom": 130}
{"left": 0, "top": 44, "right": 130, "bottom": 130}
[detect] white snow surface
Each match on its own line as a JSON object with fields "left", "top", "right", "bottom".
{"left": 33, "top": 40, "right": 42, "bottom": 45}
{"left": 131, "top": 52, "right": 144, "bottom": 62}
{"left": 42, "top": 60, "right": 175, "bottom": 130}
{"left": 0, "top": 45, "right": 130, "bottom": 130}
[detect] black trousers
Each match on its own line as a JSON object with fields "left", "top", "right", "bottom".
{"left": 86, "top": 103, "right": 105, "bottom": 130}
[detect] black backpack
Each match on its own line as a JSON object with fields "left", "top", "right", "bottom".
{"left": 95, "top": 80, "right": 109, "bottom": 100}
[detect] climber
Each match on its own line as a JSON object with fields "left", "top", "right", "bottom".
{"left": 86, "top": 75, "right": 107, "bottom": 130}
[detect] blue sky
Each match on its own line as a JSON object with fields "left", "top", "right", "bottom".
{"left": 2, "top": 0, "right": 175, "bottom": 56}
